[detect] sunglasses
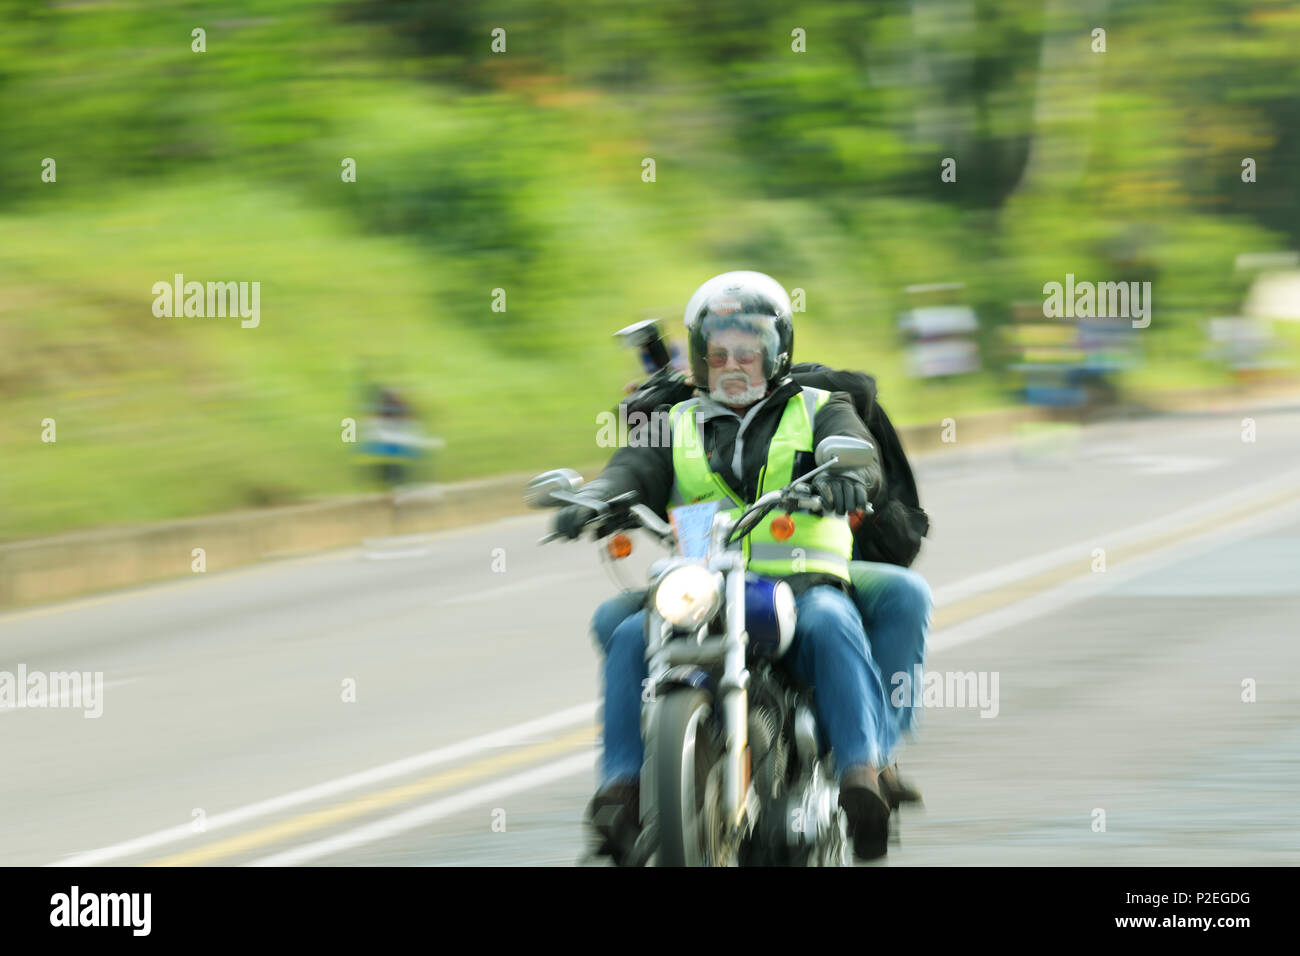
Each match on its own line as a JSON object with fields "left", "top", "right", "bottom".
{"left": 705, "top": 347, "right": 762, "bottom": 368}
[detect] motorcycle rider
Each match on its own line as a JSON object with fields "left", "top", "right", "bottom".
{"left": 554, "top": 271, "right": 896, "bottom": 862}
{"left": 591, "top": 363, "right": 933, "bottom": 810}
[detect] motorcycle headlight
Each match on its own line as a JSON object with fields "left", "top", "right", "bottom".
{"left": 653, "top": 565, "right": 723, "bottom": 630}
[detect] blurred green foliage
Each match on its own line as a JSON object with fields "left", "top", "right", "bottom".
{"left": 2, "top": 0, "right": 1300, "bottom": 538}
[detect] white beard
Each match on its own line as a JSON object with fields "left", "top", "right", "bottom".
{"left": 710, "top": 374, "right": 767, "bottom": 407}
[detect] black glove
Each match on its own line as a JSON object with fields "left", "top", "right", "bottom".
{"left": 554, "top": 501, "right": 601, "bottom": 539}
{"left": 812, "top": 474, "right": 868, "bottom": 516}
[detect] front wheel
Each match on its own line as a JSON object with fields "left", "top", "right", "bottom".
{"left": 649, "top": 689, "right": 731, "bottom": 866}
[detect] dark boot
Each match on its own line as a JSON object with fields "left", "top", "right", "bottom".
{"left": 838, "top": 765, "right": 891, "bottom": 861}
{"left": 585, "top": 781, "right": 640, "bottom": 865}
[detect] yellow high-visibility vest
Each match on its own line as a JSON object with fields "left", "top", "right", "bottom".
{"left": 669, "top": 387, "right": 852, "bottom": 580}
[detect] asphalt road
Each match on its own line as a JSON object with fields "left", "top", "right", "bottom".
{"left": 3, "top": 402, "right": 1299, "bottom": 866}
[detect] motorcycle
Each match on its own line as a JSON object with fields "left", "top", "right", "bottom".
{"left": 525, "top": 434, "right": 877, "bottom": 866}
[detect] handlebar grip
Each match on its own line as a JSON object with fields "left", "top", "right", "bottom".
{"left": 775, "top": 489, "right": 825, "bottom": 515}
{"left": 794, "top": 495, "right": 825, "bottom": 516}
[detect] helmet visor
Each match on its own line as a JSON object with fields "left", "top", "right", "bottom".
{"left": 693, "top": 311, "right": 782, "bottom": 386}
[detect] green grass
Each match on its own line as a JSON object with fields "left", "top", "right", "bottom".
{"left": 3, "top": 175, "right": 1291, "bottom": 540}
{"left": 0, "top": 177, "right": 1009, "bottom": 540}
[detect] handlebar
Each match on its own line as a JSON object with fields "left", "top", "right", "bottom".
{"left": 536, "top": 490, "right": 675, "bottom": 546}
{"left": 724, "top": 482, "right": 830, "bottom": 546}
{"left": 537, "top": 453, "right": 869, "bottom": 548}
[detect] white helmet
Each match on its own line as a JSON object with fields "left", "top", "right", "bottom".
{"left": 682, "top": 271, "right": 794, "bottom": 388}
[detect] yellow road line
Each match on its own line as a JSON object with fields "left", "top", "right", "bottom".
{"left": 144, "top": 725, "right": 597, "bottom": 866}
{"left": 934, "top": 484, "right": 1300, "bottom": 631}
{"left": 124, "top": 483, "right": 1300, "bottom": 866}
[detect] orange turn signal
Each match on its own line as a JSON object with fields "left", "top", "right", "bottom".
{"left": 770, "top": 515, "right": 795, "bottom": 541}
{"left": 607, "top": 533, "right": 634, "bottom": 559}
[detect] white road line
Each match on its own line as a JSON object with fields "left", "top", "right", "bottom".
{"left": 930, "top": 495, "right": 1300, "bottom": 653}
{"left": 439, "top": 570, "right": 589, "bottom": 606}
{"left": 47, "top": 470, "right": 1300, "bottom": 867}
{"left": 0, "top": 678, "right": 133, "bottom": 716}
{"left": 232, "top": 487, "right": 1300, "bottom": 867}
{"left": 247, "top": 751, "right": 596, "bottom": 867}
{"left": 361, "top": 548, "right": 431, "bottom": 561}
{"left": 1111, "top": 454, "right": 1223, "bottom": 475}
{"left": 47, "top": 700, "right": 597, "bottom": 867}
{"left": 929, "top": 465, "right": 1300, "bottom": 608}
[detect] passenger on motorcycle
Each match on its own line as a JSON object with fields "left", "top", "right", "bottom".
{"left": 553, "top": 271, "right": 896, "bottom": 862}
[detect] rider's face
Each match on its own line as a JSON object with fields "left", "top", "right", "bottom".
{"left": 705, "top": 329, "right": 766, "bottom": 405}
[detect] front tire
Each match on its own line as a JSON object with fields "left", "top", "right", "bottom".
{"left": 650, "top": 689, "right": 727, "bottom": 866}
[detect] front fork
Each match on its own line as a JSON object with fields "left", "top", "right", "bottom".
{"left": 642, "top": 560, "right": 752, "bottom": 838}
{"left": 721, "top": 563, "right": 750, "bottom": 830}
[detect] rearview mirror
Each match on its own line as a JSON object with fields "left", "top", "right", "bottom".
{"left": 524, "top": 468, "right": 584, "bottom": 508}
{"left": 814, "top": 436, "right": 876, "bottom": 471}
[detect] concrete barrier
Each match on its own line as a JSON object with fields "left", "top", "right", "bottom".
{"left": 4, "top": 382, "right": 1297, "bottom": 612}
{"left": 0, "top": 465, "right": 602, "bottom": 612}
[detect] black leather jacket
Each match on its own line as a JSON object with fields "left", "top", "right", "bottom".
{"left": 611, "top": 363, "right": 930, "bottom": 567}
{"left": 580, "top": 376, "right": 881, "bottom": 593}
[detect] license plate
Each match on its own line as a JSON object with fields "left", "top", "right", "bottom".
{"left": 669, "top": 501, "right": 720, "bottom": 559}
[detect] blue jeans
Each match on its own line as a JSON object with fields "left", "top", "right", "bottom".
{"left": 590, "top": 562, "right": 931, "bottom": 785}
{"left": 846, "top": 562, "right": 932, "bottom": 756}
{"left": 597, "top": 584, "right": 888, "bottom": 788}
